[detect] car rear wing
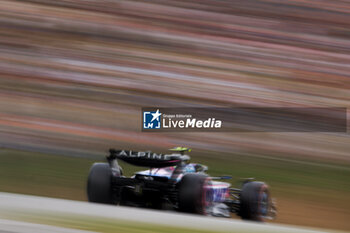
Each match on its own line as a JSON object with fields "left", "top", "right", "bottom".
{"left": 108, "top": 149, "right": 190, "bottom": 168}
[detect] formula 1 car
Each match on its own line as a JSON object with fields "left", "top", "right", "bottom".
{"left": 87, "top": 147, "right": 276, "bottom": 221}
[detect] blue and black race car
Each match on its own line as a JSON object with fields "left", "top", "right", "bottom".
{"left": 87, "top": 147, "right": 276, "bottom": 221}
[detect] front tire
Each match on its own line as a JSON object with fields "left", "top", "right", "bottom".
{"left": 239, "top": 181, "right": 270, "bottom": 221}
{"left": 87, "top": 163, "right": 113, "bottom": 204}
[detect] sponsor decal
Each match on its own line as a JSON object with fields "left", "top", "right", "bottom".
{"left": 211, "top": 187, "right": 229, "bottom": 202}
{"left": 116, "top": 150, "right": 174, "bottom": 160}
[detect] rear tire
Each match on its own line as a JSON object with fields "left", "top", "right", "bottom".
{"left": 178, "top": 173, "right": 212, "bottom": 215}
{"left": 239, "top": 181, "right": 270, "bottom": 221}
{"left": 87, "top": 163, "right": 113, "bottom": 204}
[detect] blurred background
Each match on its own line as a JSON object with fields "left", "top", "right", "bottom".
{"left": 0, "top": 0, "right": 349, "bottom": 231}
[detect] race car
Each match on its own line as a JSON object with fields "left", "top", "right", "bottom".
{"left": 87, "top": 147, "right": 276, "bottom": 221}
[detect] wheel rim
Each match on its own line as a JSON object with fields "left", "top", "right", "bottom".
{"left": 260, "top": 191, "right": 268, "bottom": 216}
{"left": 202, "top": 178, "right": 213, "bottom": 215}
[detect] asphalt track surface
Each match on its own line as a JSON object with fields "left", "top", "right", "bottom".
{"left": 0, "top": 192, "right": 329, "bottom": 233}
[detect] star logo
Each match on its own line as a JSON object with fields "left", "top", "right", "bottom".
{"left": 151, "top": 109, "right": 162, "bottom": 122}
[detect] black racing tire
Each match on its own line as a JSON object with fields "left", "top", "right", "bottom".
{"left": 239, "top": 181, "right": 270, "bottom": 221}
{"left": 178, "top": 173, "right": 212, "bottom": 215}
{"left": 87, "top": 163, "right": 113, "bottom": 204}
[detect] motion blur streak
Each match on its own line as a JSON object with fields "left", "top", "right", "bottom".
{"left": 0, "top": 0, "right": 349, "bottom": 231}
{"left": 0, "top": 0, "right": 349, "bottom": 158}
